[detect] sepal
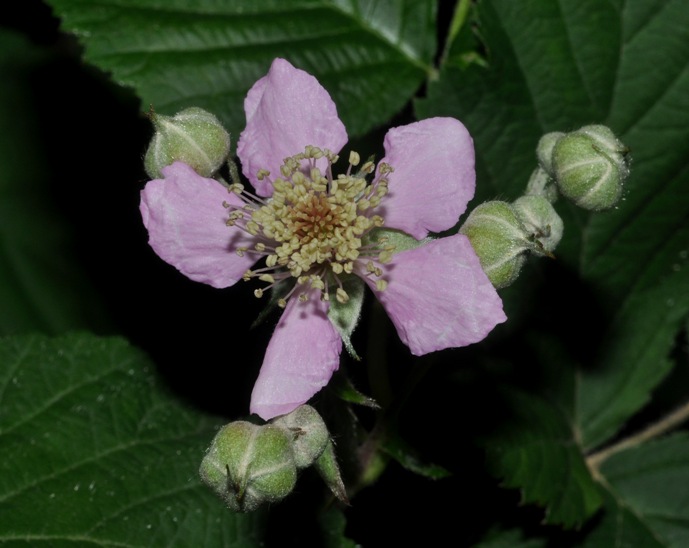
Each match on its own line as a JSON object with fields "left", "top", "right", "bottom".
{"left": 199, "top": 421, "right": 297, "bottom": 512}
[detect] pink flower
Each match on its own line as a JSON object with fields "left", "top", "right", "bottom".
{"left": 140, "top": 58, "right": 506, "bottom": 420}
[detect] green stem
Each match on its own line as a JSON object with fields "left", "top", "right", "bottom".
{"left": 355, "top": 419, "right": 389, "bottom": 491}
{"left": 366, "top": 301, "right": 393, "bottom": 408}
{"left": 355, "top": 319, "right": 437, "bottom": 492}
{"left": 587, "top": 399, "right": 689, "bottom": 474}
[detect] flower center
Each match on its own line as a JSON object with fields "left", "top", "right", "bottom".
{"left": 225, "top": 146, "right": 394, "bottom": 307}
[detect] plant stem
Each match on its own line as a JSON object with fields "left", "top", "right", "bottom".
{"left": 366, "top": 301, "right": 392, "bottom": 408}
{"left": 587, "top": 399, "right": 689, "bottom": 473}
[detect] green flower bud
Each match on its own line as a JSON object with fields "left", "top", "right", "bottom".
{"left": 525, "top": 167, "right": 559, "bottom": 203}
{"left": 144, "top": 107, "right": 230, "bottom": 179}
{"left": 272, "top": 405, "right": 329, "bottom": 469}
{"left": 552, "top": 125, "right": 629, "bottom": 211}
{"left": 512, "top": 195, "right": 564, "bottom": 254}
{"left": 199, "top": 421, "right": 297, "bottom": 512}
{"left": 536, "top": 131, "right": 565, "bottom": 177}
{"left": 460, "top": 201, "right": 531, "bottom": 289}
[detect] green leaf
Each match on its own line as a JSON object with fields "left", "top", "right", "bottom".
{"left": 580, "top": 433, "right": 689, "bottom": 547}
{"left": 576, "top": 267, "right": 689, "bottom": 449}
{"left": 417, "top": 0, "right": 689, "bottom": 526}
{"left": 486, "top": 389, "right": 603, "bottom": 528}
{"left": 46, "top": 0, "right": 437, "bottom": 137}
{"left": 474, "top": 528, "right": 547, "bottom": 548}
{"left": 318, "top": 507, "right": 357, "bottom": 548}
{"left": 0, "top": 30, "right": 109, "bottom": 335}
{"left": 382, "top": 430, "right": 451, "bottom": 480}
{"left": 418, "top": 0, "right": 689, "bottom": 304}
{"left": 329, "top": 372, "right": 380, "bottom": 409}
{"left": 0, "top": 333, "right": 264, "bottom": 546}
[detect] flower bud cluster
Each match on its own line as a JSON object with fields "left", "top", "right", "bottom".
{"left": 460, "top": 197, "right": 562, "bottom": 289}
{"left": 199, "top": 405, "right": 346, "bottom": 512}
{"left": 536, "top": 125, "right": 630, "bottom": 211}
{"left": 144, "top": 107, "right": 231, "bottom": 179}
{"left": 462, "top": 124, "right": 629, "bottom": 289}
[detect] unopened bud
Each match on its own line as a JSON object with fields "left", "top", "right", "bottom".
{"left": 145, "top": 107, "right": 230, "bottom": 179}
{"left": 460, "top": 201, "right": 531, "bottom": 289}
{"left": 199, "top": 421, "right": 297, "bottom": 512}
{"left": 512, "top": 195, "right": 563, "bottom": 254}
{"left": 272, "top": 405, "right": 329, "bottom": 469}
{"left": 536, "top": 131, "right": 565, "bottom": 177}
{"left": 552, "top": 125, "right": 629, "bottom": 211}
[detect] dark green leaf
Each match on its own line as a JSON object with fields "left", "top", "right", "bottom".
{"left": 0, "top": 333, "right": 264, "bottom": 546}
{"left": 580, "top": 433, "right": 689, "bottom": 547}
{"left": 417, "top": 0, "right": 689, "bottom": 526}
{"left": 46, "top": 0, "right": 437, "bottom": 137}
{"left": 577, "top": 267, "right": 689, "bottom": 449}
{"left": 329, "top": 371, "right": 380, "bottom": 409}
{"left": 382, "top": 430, "right": 451, "bottom": 480}
{"left": 475, "top": 528, "right": 547, "bottom": 548}
{"left": 0, "top": 30, "right": 109, "bottom": 335}
{"left": 318, "top": 506, "right": 357, "bottom": 548}
{"left": 486, "top": 389, "right": 603, "bottom": 528}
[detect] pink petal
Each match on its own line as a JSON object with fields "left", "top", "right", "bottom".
{"left": 250, "top": 289, "right": 342, "bottom": 420}
{"left": 140, "top": 162, "right": 257, "bottom": 288}
{"left": 237, "top": 58, "right": 348, "bottom": 197}
{"left": 380, "top": 117, "right": 476, "bottom": 239}
{"left": 363, "top": 234, "right": 506, "bottom": 355}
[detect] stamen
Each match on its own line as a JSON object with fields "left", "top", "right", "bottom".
{"left": 336, "top": 287, "right": 349, "bottom": 304}
{"left": 227, "top": 145, "right": 396, "bottom": 306}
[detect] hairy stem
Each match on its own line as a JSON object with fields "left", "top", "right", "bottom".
{"left": 587, "top": 399, "right": 689, "bottom": 474}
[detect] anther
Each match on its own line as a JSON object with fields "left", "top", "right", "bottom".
{"left": 336, "top": 288, "right": 349, "bottom": 304}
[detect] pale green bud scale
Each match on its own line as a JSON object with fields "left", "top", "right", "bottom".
{"left": 199, "top": 421, "right": 297, "bottom": 512}
{"left": 512, "top": 195, "right": 564, "bottom": 254}
{"left": 460, "top": 201, "right": 530, "bottom": 289}
{"left": 145, "top": 107, "right": 231, "bottom": 179}
{"left": 536, "top": 131, "right": 565, "bottom": 177}
{"left": 552, "top": 125, "right": 629, "bottom": 211}
{"left": 272, "top": 405, "right": 329, "bottom": 469}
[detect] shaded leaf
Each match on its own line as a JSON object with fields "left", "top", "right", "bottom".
{"left": 46, "top": 0, "right": 437, "bottom": 137}
{"left": 417, "top": 0, "right": 689, "bottom": 526}
{"left": 577, "top": 267, "right": 689, "bottom": 450}
{"left": 475, "top": 528, "right": 547, "bottom": 548}
{"left": 329, "top": 371, "right": 379, "bottom": 409}
{"left": 0, "top": 333, "right": 264, "bottom": 546}
{"left": 580, "top": 433, "right": 689, "bottom": 547}
{"left": 0, "top": 30, "right": 109, "bottom": 335}
{"left": 318, "top": 507, "right": 357, "bottom": 548}
{"left": 486, "top": 389, "right": 603, "bottom": 528}
{"left": 382, "top": 430, "right": 451, "bottom": 480}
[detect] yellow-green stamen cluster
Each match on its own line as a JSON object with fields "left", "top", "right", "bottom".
{"left": 224, "top": 146, "right": 394, "bottom": 307}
